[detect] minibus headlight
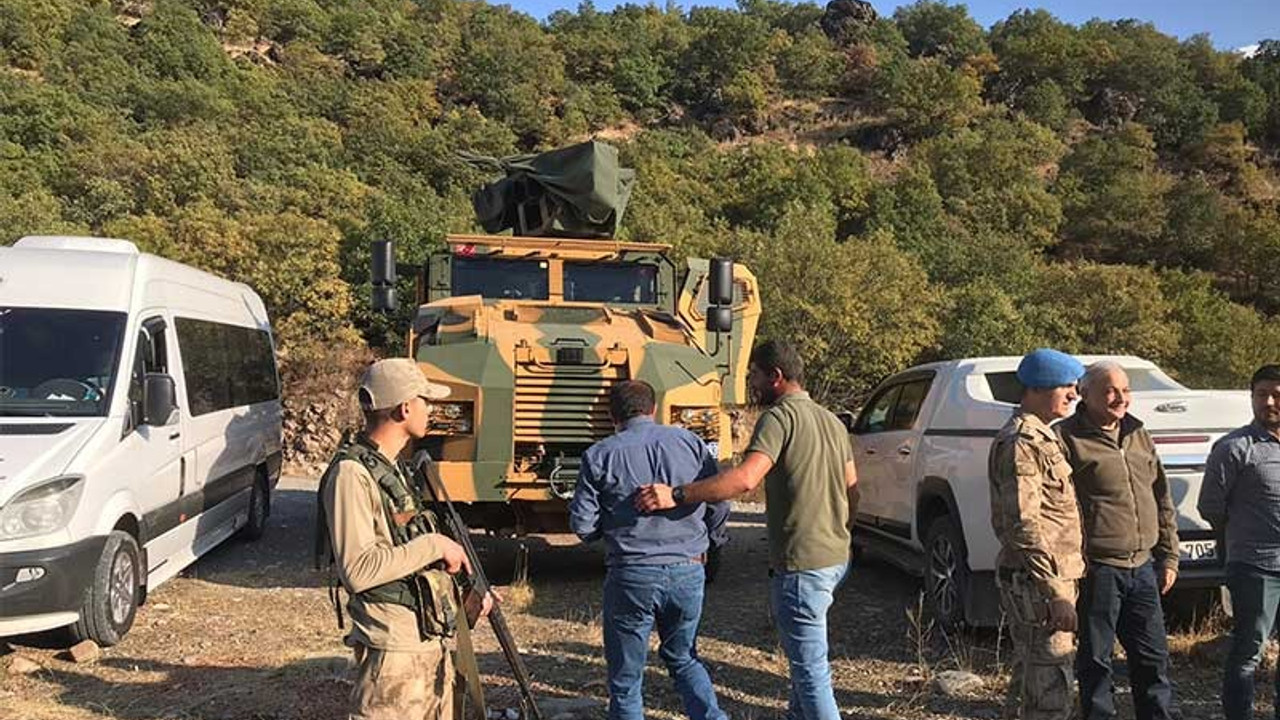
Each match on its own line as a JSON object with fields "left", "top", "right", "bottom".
{"left": 0, "top": 476, "right": 85, "bottom": 540}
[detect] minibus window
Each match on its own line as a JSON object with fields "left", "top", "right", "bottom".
{"left": 0, "top": 307, "right": 127, "bottom": 417}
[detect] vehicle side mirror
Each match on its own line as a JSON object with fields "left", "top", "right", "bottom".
{"left": 706, "top": 257, "right": 734, "bottom": 333}
{"left": 708, "top": 258, "right": 733, "bottom": 306}
{"left": 143, "top": 373, "right": 178, "bottom": 427}
{"left": 836, "top": 411, "right": 856, "bottom": 433}
{"left": 371, "top": 240, "right": 398, "bottom": 312}
{"left": 706, "top": 306, "right": 733, "bottom": 333}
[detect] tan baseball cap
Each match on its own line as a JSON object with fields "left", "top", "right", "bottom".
{"left": 359, "top": 358, "right": 450, "bottom": 410}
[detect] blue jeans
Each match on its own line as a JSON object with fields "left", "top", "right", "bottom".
{"left": 1076, "top": 561, "right": 1173, "bottom": 720}
{"left": 769, "top": 562, "right": 849, "bottom": 720}
{"left": 1224, "top": 562, "right": 1280, "bottom": 720}
{"left": 602, "top": 562, "right": 726, "bottom": 720}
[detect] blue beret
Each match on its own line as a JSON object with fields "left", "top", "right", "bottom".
{"left": 1016, "top": 348, "right": 1084, "bottom": 389}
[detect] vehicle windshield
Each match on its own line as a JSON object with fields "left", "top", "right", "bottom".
{"left": 564, "top": 262, "right": 658, "bottom": 304}
{"left": 452, "top": 257, "right": 549, "bottom": 300}
{"left": 0, "top": 307, "right": 127, "bottom": 417}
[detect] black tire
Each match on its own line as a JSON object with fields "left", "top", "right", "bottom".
{"left": 239, "top": 474, "right": 269, "bottom": 542}
{"left": 923, "top": 515, "right": 970, "bottom": 628}
{"left": 69, "top": 530, "right": 140, "bottom": 647}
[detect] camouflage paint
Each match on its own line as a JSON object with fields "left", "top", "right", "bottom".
{"left": 406, "top": 235, "right": 761, "bottom": 533}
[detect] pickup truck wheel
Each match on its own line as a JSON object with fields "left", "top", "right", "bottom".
{"left": 923, "top": 515, "right": 969, "bottom": 628}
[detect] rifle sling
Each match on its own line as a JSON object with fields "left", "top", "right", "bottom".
{"left": 453, "top": 583, "right": 486, "bottom": 720}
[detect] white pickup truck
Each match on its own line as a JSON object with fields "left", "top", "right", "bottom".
{"left": 847, "top": 355, "right": 1250, "bottom": 627}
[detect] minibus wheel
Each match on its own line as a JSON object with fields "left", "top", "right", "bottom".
{"left": 239, "top": 476, "right": 269, "bottom": 541}
{"left": 70, "top": 531, "right": 140, "bottom": 647}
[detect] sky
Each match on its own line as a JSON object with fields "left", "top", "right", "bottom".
{"left": 509, "top": 0, "right": 1278, "bottom": 51}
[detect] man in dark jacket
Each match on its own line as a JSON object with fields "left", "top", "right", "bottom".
{"left": 1057, "top": 360, "right": 1179, "bottom": 720}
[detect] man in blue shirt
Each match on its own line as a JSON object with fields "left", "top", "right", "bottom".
{"left": 569, "top": 380, "right": 730, "bottom": 720}
{"left": 1198, "top": 363, "right": 1280, "bottom": 720}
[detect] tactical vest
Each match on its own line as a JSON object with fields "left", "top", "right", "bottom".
{"left": 315, "top": 433, "right": 458, "bottom": 640}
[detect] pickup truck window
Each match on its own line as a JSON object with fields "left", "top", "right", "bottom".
{"left": 985, "top": 367, "right": 1184, "bottom": 404}
{"left": 856, "top": 385, "right": 901, "bottom": 434}
{"left": 890, "top": 378, "right": 932, "bottom": 430}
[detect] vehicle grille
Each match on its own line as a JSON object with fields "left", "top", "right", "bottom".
{"left": 513, "top": 364, "right": 624, "bottom": 443}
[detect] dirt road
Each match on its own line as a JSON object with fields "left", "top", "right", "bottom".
{"left": 0, "top": 477, "right": 1240, "bottom": 719}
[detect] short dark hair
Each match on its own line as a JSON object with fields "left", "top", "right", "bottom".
{"left": 750, "top": 340, "right": 805, "bottom": 385}
{"left": 610, "top": 380, "right": 656, "bottom": 424}
{"left": 1251, "top": 364, "right": 1280, "bottom": 390}
{"left": 363, "top": 405, "right": 399, "bottom": 429}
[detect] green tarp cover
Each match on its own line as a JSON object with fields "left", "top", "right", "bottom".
{"left": 460, "top": 141, "right": 636, "bottom": 238}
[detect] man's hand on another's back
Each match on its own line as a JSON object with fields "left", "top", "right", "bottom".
{"left": 635, "top": 484, "right": 675, "bottom": 512}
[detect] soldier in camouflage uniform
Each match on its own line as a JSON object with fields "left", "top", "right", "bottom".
{"left": 318, "top": 359, "right": 490, "bottom": 720}
{"left": 988, "top": 348, "right": 1087, "bottom": 720}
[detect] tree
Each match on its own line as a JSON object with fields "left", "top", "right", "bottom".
{"left": 675, "top": 8, "right": 775, "bottom": 116}
{"left": 1023, "top": 262, "right": 1180, "bottom": 364}
{"left": 1241, "top": 39, "right": 1280, "bottom": 147}
{"left": 871, "top": 56, "right": 982, "bottom": 139}
{"left": 728, "top": 202, "right": 941, "bottom": 406}
{"left": 1055, "top": 123, "right": 1173, "bottom": 263}
{"left": 892, "top": 1, "right": 990, "bottom": 70}
{"left": 1160, "top": 270, "right": 1279, "bottom": 388}
{"left": 1078, "top": 20, "right": 1219, "bottom": 149}
{"left": 988, "top": 10, "right": 1090, "bottom": 107}
{"left": 441, "top": 4, "right": 567, "bottom": 143}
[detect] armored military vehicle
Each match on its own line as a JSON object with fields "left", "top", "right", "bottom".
{"left": 371, "top": 142, "right": 761, "bottom": 534}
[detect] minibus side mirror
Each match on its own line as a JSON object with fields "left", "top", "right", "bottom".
{"left": 143, "top": 373, "right": 178, "bottom": 427}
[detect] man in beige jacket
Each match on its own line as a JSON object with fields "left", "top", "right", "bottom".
{"left": 319, "top": 358, "right": 488, "bottom": 720}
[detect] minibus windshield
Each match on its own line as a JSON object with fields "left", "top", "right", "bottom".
{"left": 0, "top": 307, "right": 127, "bottom": 417}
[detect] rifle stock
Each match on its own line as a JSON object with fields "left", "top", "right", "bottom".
{"left": 413, "top": 454, "right": 545, "bottom": 720}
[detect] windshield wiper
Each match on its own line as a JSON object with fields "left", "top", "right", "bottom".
{"left": 0, "top": 402, "right": 94, "bottom": 417}
{"left": 0, "top": 408, "right": 56, "bottom": 417}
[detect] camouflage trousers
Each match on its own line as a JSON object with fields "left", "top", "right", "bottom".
{"left": 1000, "top": 573, "right": 1078, "bottom": 720}
{"left": 351, "top": 639, "right": 455, "bottom": 720}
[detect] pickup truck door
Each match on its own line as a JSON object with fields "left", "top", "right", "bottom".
{"left": 877, "top": 377, "right": 934, "bottom": 540}
{"left": 851, "top": 384, "right": 902, "bottom": 535}
{"left": 852, "top": 375, "right": 935, "bottom": 542}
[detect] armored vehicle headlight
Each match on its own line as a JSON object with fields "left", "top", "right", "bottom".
{"left": 673, "top": 407, "right": 719, "bottom": 426}
{"left": 0, "top": 475, "right": 84, "bottom": 540}
{"left": 670, "top": 407, "right": 721, "bottom": 440}
{"left": 428, "top": 401, "right": 475, "bottom": 435}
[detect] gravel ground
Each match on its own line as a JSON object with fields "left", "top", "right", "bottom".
{"left": 0, "top": 476, "right": 1257, "bottom": 720}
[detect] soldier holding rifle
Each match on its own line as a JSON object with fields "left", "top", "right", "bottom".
{"left": 317, "top": 358, "right": 494, "bottom": 720}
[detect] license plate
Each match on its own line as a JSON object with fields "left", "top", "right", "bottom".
{"left": 1180, "top": 539, "right": 1218, "bottom": 563}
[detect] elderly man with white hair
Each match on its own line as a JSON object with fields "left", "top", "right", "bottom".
{"left": 1055, "top": 360, "right": 1179, "bottom": 720}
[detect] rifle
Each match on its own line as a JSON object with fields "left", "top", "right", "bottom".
{"left": 411, "top": 452, "right": 545, "bottom": 720}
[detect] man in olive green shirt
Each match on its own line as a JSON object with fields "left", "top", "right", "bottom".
{"left": 636, "top": 340, "right": 858, "bottom": 720}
